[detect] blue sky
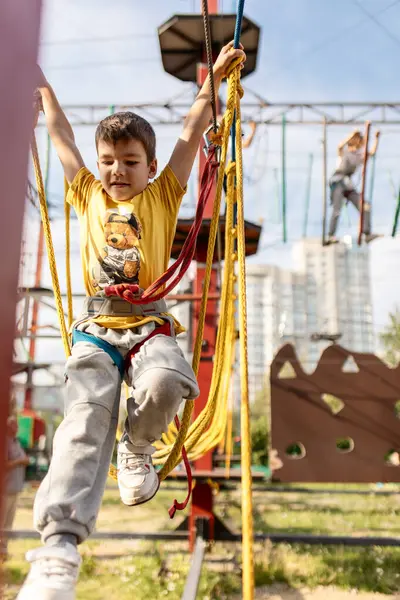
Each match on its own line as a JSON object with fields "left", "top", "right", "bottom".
{"left": 24, "top": 0, "right": 400, "bottom": 366}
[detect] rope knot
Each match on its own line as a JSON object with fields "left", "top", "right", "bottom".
{"left": 226, "top": 56, "right": 244, "bottom": 78}
{"left": 225, "top": 161, "right": 236, "bottom": 177}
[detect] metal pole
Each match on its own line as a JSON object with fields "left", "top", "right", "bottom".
{"left": 391, "top": 187, "right": 400, "bottom": 237}
{"left": 181, "top": 534, "right": 206, "bottom": 600}
{"left": 368, "top": 152, "right": 377, "bottom": 207}
{"left": 0, "top": 1, "right": 43, "bottom": 593}
{"left": 8, "top": 529, "right": 400, "bottom": 547}
{"left": 231, "top": 0, "right": 245, "bottom": 165}
{"left": 322, "top": 118, "right": 327, "bottom": 246}
{"left": 358, "top": 121, "right": 371, "bottom": 246}
{"left": 303, "top": 153, "right": 313, "bottom": 238}
{"left": 282, "top": 114, "right": 287, "bottom": 243}
{"left": 273, "top": 168, "right": 280, "bottom": 223}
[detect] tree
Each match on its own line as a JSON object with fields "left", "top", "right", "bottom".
{"left": 251, "top": 383, "right": 270, "bottom": 466}
{"left": 380, "top": 308, "right": 400, "bottom": 367}
{"left": 231, "top": 382, "right": 271, "bottom": 464}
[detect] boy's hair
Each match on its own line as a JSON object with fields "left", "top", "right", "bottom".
{"left": 95, "top": 112, "right": 156, "bottom": 164}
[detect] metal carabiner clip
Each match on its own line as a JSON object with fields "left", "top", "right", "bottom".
{"left": 202, "top": 123, "right": 221, "bottom": 159}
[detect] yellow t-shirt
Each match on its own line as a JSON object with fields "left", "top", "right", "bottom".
{"left": 67, "top": 165, "right": 186, "bottom": 331}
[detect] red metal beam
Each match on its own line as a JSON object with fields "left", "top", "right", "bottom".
{"left": 193, "top": 0, "right": 220, "bottom": 472}
{"left": 25, "top": 226, "right": 45, "bottom": 410}
{"left": 0, "top": 0, "right": 42, "bottom": 587}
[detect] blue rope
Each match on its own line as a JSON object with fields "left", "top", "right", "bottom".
{"left": 233, "top": 0, "right": 245, "bottom": 49}
{"left": 231, "top": 0, "right": 245, "bottom": 163}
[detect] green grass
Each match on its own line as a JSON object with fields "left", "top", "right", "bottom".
{"left": 4, "top": 482, "right": 400, "bottom": 598}
{"left": 251, "top": 542, "right": 400, "bottom": 595}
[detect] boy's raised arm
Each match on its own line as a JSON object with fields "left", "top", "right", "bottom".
{"left": 36, "top": 66, "right": 85, "bottom": 184}
{"left": 168, "top": 41, "right": 245, "bottom": 189}
{"left": 369, "top": 130, "right": 381, "bottom": 157}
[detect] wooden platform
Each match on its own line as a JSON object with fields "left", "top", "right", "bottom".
{"left": 168, "top": 468, "right": 266, "bottom": 483}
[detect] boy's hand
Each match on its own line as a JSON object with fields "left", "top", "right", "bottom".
{"left": 34, "top": 67, "right": 85, "bottom": 182}
{"left": 35, "top": 64, "right": 49, "bottom": 91}
{"left": 168, "top": 41, "right": 245, "bottom": 188}
{"left": 213, "top": 41, "right": 246, "bottom": 80}
{"left": 375, "top": 130, "right": 381, "bottom": 138}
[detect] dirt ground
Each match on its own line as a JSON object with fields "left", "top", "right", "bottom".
{"left": 248, "top": 585, "right": 400, "bottom": 599}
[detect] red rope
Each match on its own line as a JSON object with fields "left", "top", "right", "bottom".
{"left": 124, "top": 321, "right": 193, "bottom": 517}
{"left": 104, "top": 145, "right": 219, "bottom": 304}
{"left": 168, "top": 415, "right": 192, "bottom": 519}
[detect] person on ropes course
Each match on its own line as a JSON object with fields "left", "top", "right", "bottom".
{"left": 17, "top": 41, "right": 246, "bottom": 600}
{"left": 327, "top": 128, "right": 381, "bottom": 244}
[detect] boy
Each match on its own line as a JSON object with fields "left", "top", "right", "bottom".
{"left": 1, "top": 416, "right": 29, "bottom": 559}
{"left": 328, "top": 129, "right": 380, "bottom": 244}
{"left": 17, "top": 41, "right": 245, "bottom": 600}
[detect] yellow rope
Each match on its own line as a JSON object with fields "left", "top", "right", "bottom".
{"left": 153, "top": 62, "right": 255, "bottom": 599}
{"left": 153, "top": 70, "right": 243, "bottom": 465}
{"left": 31, "top": 134, "right": 71, "bottom": 358}
{"left": 183, "top": 165, "right": 237, "bottom": 461}
{"left": 224, "top": 381, "right": 234, "bottom": 479}
{"left": 234, "top": 68, "right": 254, "bottom": 600}
{"left": 154, "top": 69, "right": 239, "bottom": 477}
{"left": 153, "top": 73, "right": 239, "bottom": 470}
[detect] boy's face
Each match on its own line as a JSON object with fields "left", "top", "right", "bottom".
{"left": 349, "top": 134, "right": 364, "bottom": 150}
{"left": 97, "top": 138, "right": 157, "bottom": 201}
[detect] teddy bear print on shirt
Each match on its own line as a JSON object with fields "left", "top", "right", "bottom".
{"left": 92, "top": 209, "right": 142, "bottom": 291}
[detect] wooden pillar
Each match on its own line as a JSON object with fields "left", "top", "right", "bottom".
{"left": 0, "top": 0, "right": 42, "bottom": 588}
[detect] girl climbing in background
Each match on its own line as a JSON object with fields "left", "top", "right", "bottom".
{"left": 328, "top": 128, "right": 381, "bottom": 244}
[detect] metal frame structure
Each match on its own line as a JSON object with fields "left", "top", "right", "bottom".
{"left": 7, "top": 527, "right": 400, "bottom": 547}
{"left": 36, "top": 102, "right": 400, "bottom": 127}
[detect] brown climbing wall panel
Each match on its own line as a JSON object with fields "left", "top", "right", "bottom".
{"left": 270, "top": 344, "right": 400, "bottom": 482}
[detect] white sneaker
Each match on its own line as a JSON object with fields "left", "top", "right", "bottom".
{"left": 326, "top": 235, "right": 339, "bottom": 245}
{"left": 16, "top": 543, "right": 81, "bottom": 600}
{"left": 117, "top": 439, "right": 159, "bottom": 506}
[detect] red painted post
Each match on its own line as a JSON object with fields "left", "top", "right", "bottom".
{"left": 24, "top": 226, "right": 45, "bottom": 411}
{"left": 358, "top": 121, "right": 371, "bottom": 246}
{"left": 192, "top": 0, "right": 219, "bottom": 472}
{"left": 0, "top": 0, "right": 43, "bottom": 588}
{"left": 188, "top": 0, "right": 221, "bottom": 551}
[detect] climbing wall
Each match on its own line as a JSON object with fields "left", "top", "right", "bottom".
{"left": 270, "top": 344, "right": 400, "bottom": 482}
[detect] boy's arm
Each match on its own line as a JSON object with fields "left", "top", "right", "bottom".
{"left": 36, "top": 66, "right": 85, "bottom": 184}
{"left": 242, "top": 121, "right": 257, "bottom": 149}
{"left": 168, "top": 41, "right": 245, "bottom": 189}
{"left": 369, "top": 131, "right": 381, "bottom": 157}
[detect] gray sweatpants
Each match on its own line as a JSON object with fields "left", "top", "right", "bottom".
{"left": 33, "top": 320, "right": 199, "bottom": 544}
{"left": 329, "top": 181, "right": 371, "bottom": 237}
